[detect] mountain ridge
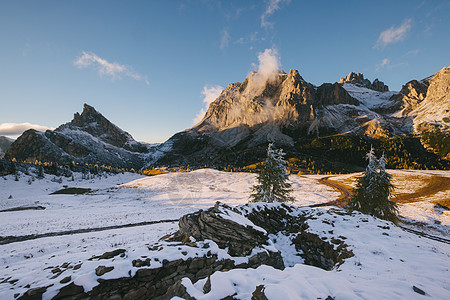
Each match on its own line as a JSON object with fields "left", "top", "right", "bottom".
{"left": 4, "top": 104, "right": 150, "bottom": 169}
{"left": 4, "top": 66, "right": 450, "bottom": 171}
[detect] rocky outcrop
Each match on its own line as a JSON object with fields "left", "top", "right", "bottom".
{"left": 169, "top": 202, "right": 280, "bottom": 258}
{"left": 410, "top": 66, "right": 450, "bottom": 128}
{"left": 316, "top": 83, "right": 359, "bottom": 107}
{"left": 18, "top": 202, "right": 357, "bottom": 300}
{"left": 339, "top": 72, "right": 389, "bottom": 92}
{"left": 387, "top": 80, "right": 428, "bottom": 115}
{"left": 4, "top": 104, "right": 149, "bottom": 169}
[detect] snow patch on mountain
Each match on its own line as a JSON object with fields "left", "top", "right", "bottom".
{"left": 342, "top": 83, "right": 397, "bottom": 109}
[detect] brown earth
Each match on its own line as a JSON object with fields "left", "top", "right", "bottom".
{"left": 395, "top": 176, "right": 450, "bottom": 203}
{"left": 315, "top": 174, "right": 450, "bottom": 207}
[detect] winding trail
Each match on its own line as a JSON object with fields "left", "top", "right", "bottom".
{"left": 395, "top": 176, "right": 450, "bottom": 203}
{"left": 313, "top": 174, "right": 450, "bottom": 244}
{"left": 310, "top": 177, "right": 352, "bottom": 208}
{"left": 0, "top": 219, "right": 178, "bottom": 246}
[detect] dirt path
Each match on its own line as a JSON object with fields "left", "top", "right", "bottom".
{"left": 0, "top": 219, "right": 178, "bottom": 246}
{"left": 395, "top": 176, "right": 450, "bottom": 203}
{"left": 310, "top": 177, "right": 352, "bottom": 208}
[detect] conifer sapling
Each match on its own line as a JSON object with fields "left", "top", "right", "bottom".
{"left": 250, "top": 143, "right": 294, "bottom": 203}
{"left": 346, "top": 147, "right": 398, "bottom": 222}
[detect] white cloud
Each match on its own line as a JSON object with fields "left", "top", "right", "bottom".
{"left": 245, "top": 48, "right": 281, "bottom": 96}
{"left": 261, "top": 0, "right": 290, "bottom": 28}
{"left": 375, "top": 19, "right": 412, "bottom": 49}
{"left": 375, "top": 58, "right": 408, "bottom": 71}
{"left": 74, "top": 51, "right": 149, "bottom": 85}
{"left": 193, "top": 108, "right": 207, "bottom": 125}
{"left": 406, "top": 49, "right": 420, "bottom": 56}
{"left": 193, "top": 85, "right": 224, "bottom": 125}
{"left": 0, "top": 122, "right": 55, "bottom": 139}
{"left": 376, "top": 58, "right": 390, "bottom": 71}
{"left": 220, "top": 29, "right": 230, "bottom": 50}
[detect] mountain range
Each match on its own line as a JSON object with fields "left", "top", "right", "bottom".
{"left": 3, "top": 66, "right": 450, "bottom": 172}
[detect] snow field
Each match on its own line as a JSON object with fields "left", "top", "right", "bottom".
{"left": 0, "top": 168, "right": 449, "bottom": 299}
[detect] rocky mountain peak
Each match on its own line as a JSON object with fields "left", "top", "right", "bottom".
{"left": 410, "top": 66, "right": 450, "bottom": 131}
{"left": 68, "top": 103, "right": 113, "bottom": 129}
{"left": 55, "top": 103, "right": 145, "bottom": 152}
{"left": 339, "top": 72, "right": 389, "bottom": 92}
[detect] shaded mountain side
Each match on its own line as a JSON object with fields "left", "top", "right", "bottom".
{"left": 4, "top": 105, "right": 149, "bottom": 169}
{"left": 0, "top": 136, "right": 14, "bottom": 158}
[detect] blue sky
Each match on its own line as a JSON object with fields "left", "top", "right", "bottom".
{"left": 0, "top": 0, "right": 449, "bottom": 143}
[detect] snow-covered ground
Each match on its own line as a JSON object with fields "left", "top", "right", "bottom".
{"left": 1, "top": 169, "right": 449, "bottom": 299}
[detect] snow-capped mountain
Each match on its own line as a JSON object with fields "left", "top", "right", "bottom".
{"left": 4, "top": 104, "right": 150, "bottom": 169}
{"left": 5, "top": 67, "right": 449, "bottom": 170}
{"left": 151, "top": 66, "right": 450, "bottom": 168}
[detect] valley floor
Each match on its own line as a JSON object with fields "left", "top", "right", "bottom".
{"left": 0, "top": 169, "right": 449, "bottom": 299}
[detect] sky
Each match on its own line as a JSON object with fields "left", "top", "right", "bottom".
{"left": 0, "top": 0, "right": 449, "bottom": 143}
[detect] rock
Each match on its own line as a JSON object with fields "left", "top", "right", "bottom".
{"left": 17, "top": 286, "right": 49, "bottom": 300}
{"left": 161, "top": 279, "right": 195, "bottom": 300}
{"left": 203, "top": 276, "right": 212, "bottom": 294}
{"left": 96, "top": 265, "right": 114, "bottom": 276}
{"left": 123, "top": 287, "right": 147, "bottom": 300}
{"left": 172, "top": 202, "right": 270, "bottom": 256}
{"left": 412, "top": 285, "right": 426, "bottom": 295}
{"left": 316, "top": 83, "right": 359, "bottom": 106}
{"left": 339, "top": 72, "right": 389, "bottom": 92}
{"left": 59, "top": 276, "right": 71, "bottom": 284}
{"left": 132, "top": 258, "right": 151, "bottom": 267}
{"left": 387, "top": 80, "right": 428, "bottom": 115}
{"left": 53, "top": 282, "right": 84, "bottom": 299}
{"left": 252, "top": 285, "right": 269, "bottom": 300}
{"left": 410, "top": 66, "right": 450, "bottom": 127}
{"left": 90, "top": 248, "right": 126, "bottom": 260}
{"left": 135, "top": 268, "right": 158, "bottom": 282}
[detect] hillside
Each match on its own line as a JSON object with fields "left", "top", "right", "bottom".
{"left": 0, "top": 136, "right": 14, "bottom": 158}
{"left": 4, "top": 104, "right": 150, "bottom": 169}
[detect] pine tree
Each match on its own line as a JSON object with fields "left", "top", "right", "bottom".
{"left": 346, "top": 147, "right": 398, "bottom": 223}
{"left": 37, "top": 165, "right": 45, "bottom": 179}
{"left": 250, "top": 143, "right": 294, "bottom": 203}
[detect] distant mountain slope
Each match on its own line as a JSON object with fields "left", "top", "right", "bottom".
{"left": 150, "top": 67, "right": 450, "bottom": 170}
{"left": 4, "top": 104, "right": 150, "bottom": 168}
{"left": 0, "top": 136, "right": 14, "bottom": 158}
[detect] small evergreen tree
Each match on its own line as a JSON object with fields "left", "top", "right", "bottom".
{"left": 37, "top": 165, "right": 45, "bottom": 179}
{"left": 250, "top": 143, "right": 294, "bottom": 203}
{"left": 346, "top": 147, "right": 398, "bottom": 223}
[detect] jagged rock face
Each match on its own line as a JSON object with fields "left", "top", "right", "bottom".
{"left": 57, "top": 104, "right": 147, "bottom": 153}
{"left": 387, "top": 80, "right": 428, "bottom": 116}
{"left": 316, "top": 83, "right": 359, "bottom": 107}
{"left": 339, "top": 72, "right": 389, "bottom": 92}
{"left": 196, "top": 69, "right": 316, "bottom": 131}
{"left": 4, "top": 105, "right": 149, "bottom": 168}
{"left": 410, "top": 66, "right": 450, "bottom": 130}
{"left": 153, "top": 69, "right": 366, "bottom": 167}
